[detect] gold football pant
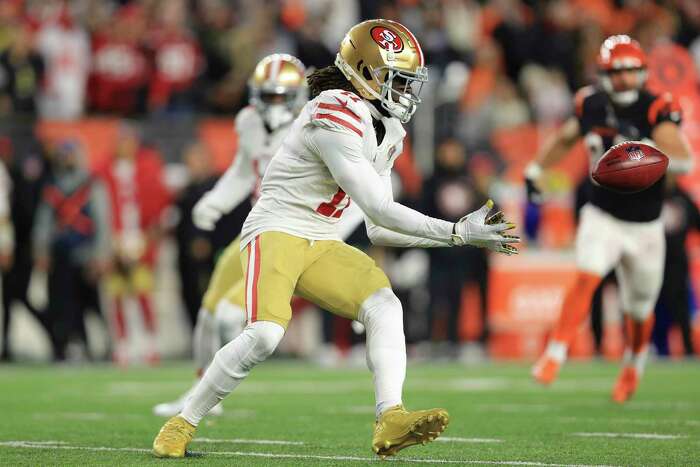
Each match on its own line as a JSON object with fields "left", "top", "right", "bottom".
{"left": 201, "top": 236, "right": 244, "bottom": 313}
{"left": 240, "top": 231, "right": 391, "bottom": 329}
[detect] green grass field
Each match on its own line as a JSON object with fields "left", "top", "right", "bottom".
{"left": 1, "top": 360, "right": 699, "bottom": 466}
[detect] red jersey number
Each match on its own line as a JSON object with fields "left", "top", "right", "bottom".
{"left": 316, "top": 188, "right": 351, "bottom": 218}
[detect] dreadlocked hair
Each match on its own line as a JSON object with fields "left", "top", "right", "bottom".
{"left": 307, "top": 65, "right": 358, "bottom": 99}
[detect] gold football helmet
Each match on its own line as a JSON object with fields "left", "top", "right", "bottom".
{"left": 249, "top": 54, "right": 307, "bottom": 129}
{"left": 335, "top": 19, "right": 427, "bottom": 123}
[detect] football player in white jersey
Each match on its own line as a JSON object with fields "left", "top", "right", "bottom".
{"left": 153, "top": 54, "right": 367, "bottom": 418}
{"left": 153, "top": 54, "right": 313, "bottom": 416}
{"left": 153, "top": 19, "right": 518, "bottom": 459}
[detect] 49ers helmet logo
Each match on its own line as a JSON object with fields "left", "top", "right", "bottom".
{"left": 370, "top": 27, "right": 404, "bottom": 52}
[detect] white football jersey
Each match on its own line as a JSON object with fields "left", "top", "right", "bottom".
{"left": 240, "top": 89, "right": 405, "bottom": 248}
{"left": 234, "top": 106, "right": 291, "bottom": 201}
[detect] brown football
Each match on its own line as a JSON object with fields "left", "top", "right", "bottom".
{"left": 591, "top": 141, "right": 669, "bottom": 193}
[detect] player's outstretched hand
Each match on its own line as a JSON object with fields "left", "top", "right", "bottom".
{"left": 193, "top": 194, "right": 225, "bottom": 231}
{"left": 451, "top": 200, "right": 520, "bottom": 255}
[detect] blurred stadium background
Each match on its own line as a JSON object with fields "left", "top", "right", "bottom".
{"left": 1, "top": 0, "right": 700, "bottom": 366}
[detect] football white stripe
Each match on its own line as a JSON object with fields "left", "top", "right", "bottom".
{"left": 572, "top": 432, "right": 687, "bottom": 440}
{"left": 270, "top": 57, "right": 282, "bottom": 82}
{"left": 194, "top": 437, "right": 304, "bottom": 445}
{"left": 0, "top": 440, "right": 621, "bottom": 466}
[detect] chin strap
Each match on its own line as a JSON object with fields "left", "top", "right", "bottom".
{"left": 364, "top": 100, "right": 384, "bottom": 120}
{"left": 262, "top": 104, "right": 294, "bottom": 130}
{"left": 610, "top": 89, "right": 639, "bottom": 106}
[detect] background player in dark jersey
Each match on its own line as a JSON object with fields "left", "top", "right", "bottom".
{"left": 524, "top": 35, "right": 694, "bottom": 403}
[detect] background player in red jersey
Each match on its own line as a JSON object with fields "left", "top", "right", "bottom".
{"left": 525, "top": 35, "right": 694, "bottom": 402}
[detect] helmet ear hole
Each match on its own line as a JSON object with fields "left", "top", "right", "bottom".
{"left": 361, "top": 66, "right": 373, "bottom": 81}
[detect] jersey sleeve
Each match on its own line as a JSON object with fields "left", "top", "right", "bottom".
{"left": 648, "top": 92, "right": 682, "bottom": 127}
{"left": 234, "top": 106, "right": 264, "bottom": 154}
{"left": 201, "top": 109, "right": 258, "bottom": 212}
{"left": 364, "top": 173, "right": 451, "bottom": 248}
{"left": 306, "top": 126, "right": 454, "bottom": 243}
{"left": 306, "top": 90, "right": 370, "bottom": 139}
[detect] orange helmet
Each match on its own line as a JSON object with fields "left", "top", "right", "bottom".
{"left": 597, "top": 35, "right": 648, "bottom": 105}
{"left": 597, "top": 35, "right": 647, "bottom": 71}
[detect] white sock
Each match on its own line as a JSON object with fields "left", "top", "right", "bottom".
{"left": 215, "top": 299, "right": 247, "bottom": 344}
{"left": 358, "top": 288, "right": 406, "bottom": 418}
{"left": 180, "top": 320, "right": 284, "bottom": 426}
{"left": 622, "top": 346, "right": 649, "bottom": 375}
{"left": 193, "top": 308, "right": 221, "bottom": 375}
{"left": 545, "top": 340, "right": 568, "bottom": 364}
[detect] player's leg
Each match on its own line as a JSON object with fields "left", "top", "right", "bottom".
{"left": 106, "top": 272, "right": 129, "bottom": 366}
{"left": 1, "top": 269, "right": 15, "bottom": 360}
{"left": 153, "top": 238, "right": 243, "bottom": 417}
{"left": 132, "top": 264, "right": 159, "bottom": 365}
{"left": 195, "top": 237, "right": 243, "bottom": 373}
{"left": 533, "top": 205, "right": 621, "bottom": 384}
{"left": 612, "top": 220, "right": 665, "bottom": 403}
{"left": 215, "top": 280, "right": 247, "bottom": 344}
{"left": 295, "top": 241, "right": 448, "bottom": 457}
{"left": 153, "top": 232, "right": 304, "bottom": 457}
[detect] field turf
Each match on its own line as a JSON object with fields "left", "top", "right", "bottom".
{"left": 0, "top": 360, "right": 698, "bottom": 466}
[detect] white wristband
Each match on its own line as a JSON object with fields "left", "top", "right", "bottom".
{"left": 667, "top": 157, "right": 694, "bottom": 174}
{"left": 524, "top": 162, "right": 543, "bottom": 180}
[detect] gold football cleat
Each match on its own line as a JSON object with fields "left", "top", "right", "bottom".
{"left": 152, "top": 415, "right": 196, "bottom": 458}
{"left": 372, "top": 405, "right": 449, "bottom": 457}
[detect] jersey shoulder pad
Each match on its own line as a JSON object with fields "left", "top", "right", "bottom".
{"left": 574, "top": 85, "right": 597, "bottom": 118}
{"left": 234, "top": 105, "right": 264, "bottom": 134}
{"left": 307, "top": 89, "right": 371, "bottom": 138}
{"left": 647, "top": 91, "right": 682, "bottom": 126}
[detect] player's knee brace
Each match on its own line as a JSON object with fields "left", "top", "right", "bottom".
{"left": 213, "top": 320, "right": 284, "bottom": 379}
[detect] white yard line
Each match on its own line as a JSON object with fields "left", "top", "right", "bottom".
{"left": 559, "top": 416, "right": 700, "bottom": 427}
{"left": 195, "top": 437, "right": 304, "bottom": 446}
{"left": 0, "top": 440, "right": 620, "bottom": 466}
{"left": 572, "top": 432, "right": 688, "bottom": 440}
{"left": 106, "top": 378, "right": 515, "bottom": 396}
{"left": 437, "top": 436, "right": 504, "bottom": 443}
{"left": 33, "top": 412, "right": 107, "bottom": 421}
{"left": 108, "top": 377, "right": 632, "bottom": 396}
{"left": 477, "top": 403, "right": 555, "bottom": 413}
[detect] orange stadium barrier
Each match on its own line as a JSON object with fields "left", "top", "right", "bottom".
{"left": 36, "top": 118, "right": 238, "bottom": 174}
{"left": 197, "top": 118, "right": 237, "bottom": 173}
{"left": 487, "top": 252, "right": 600, "bottom": 360}
{"left": 36, "top": 118, "right": 120, "bottom": 170}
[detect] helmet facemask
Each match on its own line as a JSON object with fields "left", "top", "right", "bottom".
{"left": 335, "top": 52, "right": 428, "bottom": 123}
{"left": 248, "top": 53, "right": 307, "bottom": 130}
{"left": 250, "top": 83, "right": 306, "bottom": 130}
{"left": 599, "top": 67, "right": 647, "bottom": 106}
{"left": 377, "top": 65, "right": 427, "bottom": 123}
{"left": 596, "top": 35, "right": 647, "bottom": 107}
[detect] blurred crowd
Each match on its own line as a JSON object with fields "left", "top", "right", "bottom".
{"left": 2, "top": 0, "right": 700, "bottom": 363}
{"left": 1, "top": 0, "right": 699, "bottom": 123}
